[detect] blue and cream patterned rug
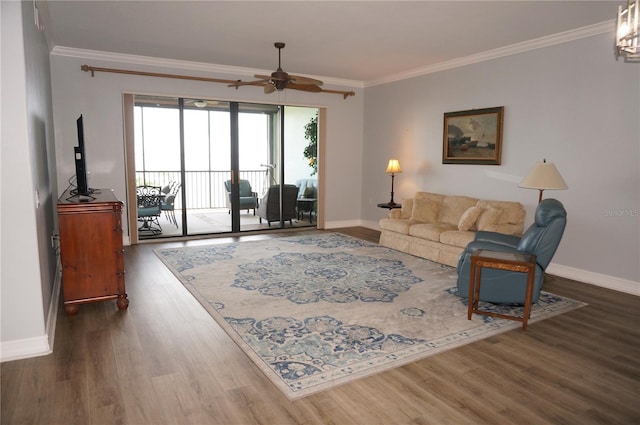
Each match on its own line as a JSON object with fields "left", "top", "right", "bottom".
{"left": 155, "top": 233, "right": 585, "bottom": 400}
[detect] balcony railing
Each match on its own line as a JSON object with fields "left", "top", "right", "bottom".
{"left": 136, "top": 169, "right": 271, "bottom": 210}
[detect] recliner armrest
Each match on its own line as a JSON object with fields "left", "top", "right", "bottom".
{"left": 463, "top": 240, "right": 521, "bottom": 255}
{"left": 473, "top": 231, "right": 521, "bottom": 249}
{"left": 456, "top": 239, "right": 520, "bottom": 271}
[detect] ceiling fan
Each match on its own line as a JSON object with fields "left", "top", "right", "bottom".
{"left": 81, "top": 58, "right": 354, "bottom": 99}
{"left": 230, "top": 42, "right": 332, "bottom": 95}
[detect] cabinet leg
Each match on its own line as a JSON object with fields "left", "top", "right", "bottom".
{"left": 65, "top": 304, "right": 79, "bottom": 316}
{"left": 117, "top": 294, "right": 129, "bottom": 310}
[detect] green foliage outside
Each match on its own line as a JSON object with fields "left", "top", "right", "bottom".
{"left": 303, "top": 114, "right": 318, "bottom": 176}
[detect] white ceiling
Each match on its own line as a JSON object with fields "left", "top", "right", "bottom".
{"left": 42, "top": 1, "right": 619, "bottom": 85}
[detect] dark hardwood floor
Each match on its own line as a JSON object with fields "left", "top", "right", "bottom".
{"left": 2, "top": 227, "right": 639, "bottom": 424}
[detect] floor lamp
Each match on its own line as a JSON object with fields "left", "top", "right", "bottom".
{"left": 518, "top": 159, "right": 568, "bottom": 203}
{"left": 385, "top": 159, "right": 402, "bottom": 206}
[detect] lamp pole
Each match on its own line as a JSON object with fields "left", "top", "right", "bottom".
{"left": 389, "top": 172, "right": 397, "bottom": 205}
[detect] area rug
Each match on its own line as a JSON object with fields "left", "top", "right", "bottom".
{"left": 155, "top": 233, "right": 585, "bottom": 400}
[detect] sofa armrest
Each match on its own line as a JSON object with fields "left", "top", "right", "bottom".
{"left": 389, "top": 209, "right": 403, "bottom": 219}
{"left": 473, "top": 231, "right": 521, "bottom": 249}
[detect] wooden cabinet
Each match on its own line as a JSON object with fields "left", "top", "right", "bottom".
{"left": 57, "top": 189, "right": 128, "bottom": 315}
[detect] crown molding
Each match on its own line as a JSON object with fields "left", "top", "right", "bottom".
{"left": 50, "top": 46, "right": 364, "bottom": 88}
{"left": 365, "top": 20, "right": 616, "bottom": 87}
{"left": 51, "top": 19, "right": 614, "bottom": 90}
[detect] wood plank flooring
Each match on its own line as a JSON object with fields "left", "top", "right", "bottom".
{"left": 2, "top": 227, "right": 639, "bottom": 424}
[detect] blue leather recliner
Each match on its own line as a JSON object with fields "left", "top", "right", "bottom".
{"left": 456, "top": 198, "right": 567, "bottom": 304}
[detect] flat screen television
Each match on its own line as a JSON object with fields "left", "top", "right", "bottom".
{"left": 74, "top": 114, "right": 90, "bottom": 196}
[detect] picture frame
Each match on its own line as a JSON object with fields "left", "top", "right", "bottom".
{"left": 442, "top": 106, "right": 504, "bottom": 165}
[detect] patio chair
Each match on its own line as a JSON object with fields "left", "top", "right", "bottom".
{"left": 136, "top": 185, "right": 163, "bottom": 235}
{"left": 161, "top": 181, "right": 181, "bottom": 227}
{"left": 224, "top": 179, "right": 258, "bottom": 215}
{"left": 257, "top": 184, "right": 299, "bottom": 226}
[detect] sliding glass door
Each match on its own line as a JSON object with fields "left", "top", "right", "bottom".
{"left": 131, "top": 95, "right": 318, "bottom": 239}
{"left": 182, "top": 99, "right": 232, "bottom": 234}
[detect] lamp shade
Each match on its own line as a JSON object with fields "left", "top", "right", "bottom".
{"left": 386, "top": 159, "right": 402, "bottom": 174}
{"left": 518, "top": 160, "right": 568, "bottom": 190}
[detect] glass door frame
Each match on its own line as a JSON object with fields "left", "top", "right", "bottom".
{"left": 124, "top": 94, "right": 323, "bottom": 244}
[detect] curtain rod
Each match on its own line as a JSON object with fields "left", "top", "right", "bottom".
{"left": 80, "top": 65, "right": 355, "bottom": 99}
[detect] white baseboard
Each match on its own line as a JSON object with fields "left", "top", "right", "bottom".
{"left": 546, "top": 263, "right": 640, "bottom": 296}
{"left": 0, "top": 335, "right": 52, "bottom": 363}
{"left": 361, "top": 219, "right": 383, "bottom": 230}
{"left": 0, "top": 263, "right": 60, "bottom": 363}
{"left": 324, "top": 219, "right": 363, "bottom": 229}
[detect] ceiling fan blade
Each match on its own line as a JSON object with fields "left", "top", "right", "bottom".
{"left": 228, "top": 79, "right": 269, "bottom": 88}
{"left": 254, "top": 74, "right": 287, "bottom": 82}
{"left": 264, "top": 84, "right": 276, "bottom": 94}
{"left": 289, "top": 75, "right": 323, "bottom": 86}
{"left": 287, "top": 83, "right": 323, "bottom": 93}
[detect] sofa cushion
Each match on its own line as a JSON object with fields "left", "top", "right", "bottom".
{"left": 409, "top": 222, "right": 457, "bottom": 241}
{"left": 458, "top": 205, "right": 483, "bottom": 231}
{"left": 476, "top": 200, "right": 525, "bottom": 225}
{"left": 399, "top": 198, "right": 414, "bottom": 219}
{"left": 437, "top": 196, "right": 479, "bottom": 226}
{"left": 481, "top": 223, "right": 524, "bottom": 236}
{"left": 379, "top": 218, "right": 416, "bottom": 235}
{"left": 410, "top": 198, "right": 441, "bottom": 223}
{"left": 476, "top": 207, "right": 502, "bottom": 230}
{"left": 440, "top": 230, "right": 476, "bottom": 248}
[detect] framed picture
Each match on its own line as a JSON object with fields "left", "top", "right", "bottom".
{"left": 442, "top": 106, "right": 504, "bottom": 165}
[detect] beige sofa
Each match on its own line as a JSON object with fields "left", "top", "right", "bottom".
{"left": 379, "top": 192, "right": 525, "bottom": 267}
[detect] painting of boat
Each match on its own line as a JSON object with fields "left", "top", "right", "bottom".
{"left": 442, "top": 106, "right": 503, "bottom": 165}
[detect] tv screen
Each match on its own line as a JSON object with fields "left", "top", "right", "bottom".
{"left": 74, "top": 115, "right": 90, "bottom": 196}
